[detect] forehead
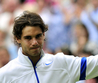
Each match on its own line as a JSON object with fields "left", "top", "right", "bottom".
{"left": 22, "top": 26, "right": 42, "bottom": 36}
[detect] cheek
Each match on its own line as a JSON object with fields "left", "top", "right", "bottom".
{"left": 38, "top": 39, "right": 44, "bottom": 46}
{"left": 21, "top": 41, "right": 30, "bottom": 48}
{"left": 40, "top": 39, "right": 44, "bottom": 44}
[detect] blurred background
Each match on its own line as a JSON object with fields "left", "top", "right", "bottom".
{"left": 0, "top": 0, "right": 98, "bottom": 82}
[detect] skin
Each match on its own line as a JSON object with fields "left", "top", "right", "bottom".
{"left": 0, "top": 49, "right": 10, "bottom": 67}
{"left": 86, "top": 78, "right": 97, "bottom": 83}
{"left": 16, "top": 26, "right": 45, "bottom": 66}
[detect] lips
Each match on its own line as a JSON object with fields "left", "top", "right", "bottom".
{"left": 30, "top": 47, "right": 39, "bottom": 49}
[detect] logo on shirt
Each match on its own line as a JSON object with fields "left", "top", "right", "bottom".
{"left": 45, "top": 61, "right": 53, "bottom": 66}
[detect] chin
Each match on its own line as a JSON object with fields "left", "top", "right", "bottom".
{"left": 30, "top": 54, "right": 40, "bottom": 57}
{"left": 31, "top": 51, "right": 41, "bottom": 56}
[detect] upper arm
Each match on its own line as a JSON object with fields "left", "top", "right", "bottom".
{"left": 86, "top": 55, "right": 98, "bottom": 80}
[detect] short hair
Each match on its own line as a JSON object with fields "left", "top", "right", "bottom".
{"left": 13, "top": 11, "right": 48, "bottom": 46}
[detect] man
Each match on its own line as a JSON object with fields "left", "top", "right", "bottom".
{"left": 0, "top": 11, "right": 98, "bottom": 83}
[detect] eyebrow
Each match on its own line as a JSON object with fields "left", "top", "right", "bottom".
{"left": 23, "top": 33, "right": 43, "bottom": 38}
{"left": 36, "top": 32, "right": 43, "bottom": 36}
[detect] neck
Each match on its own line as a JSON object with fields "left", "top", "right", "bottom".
{"left": 29, "top": 55, "right": 40, "bottom": 67}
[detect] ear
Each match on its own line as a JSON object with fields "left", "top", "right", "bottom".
{"left": 43, "top": 32, "right": 45, "bottom": 36}
{"left": 43, "top": 32, "right": 45, "bottom": 38}
{"left": 43, "top": 32, "right": 46, "bottom": 41}
{"left": 15, "top": 37, "right": 21, "bottom": 44}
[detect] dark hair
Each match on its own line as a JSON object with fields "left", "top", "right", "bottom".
{"left": 13, "top": 11, "right": 48, "bottom": 46}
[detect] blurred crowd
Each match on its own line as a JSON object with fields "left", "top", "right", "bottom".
{"left": 0, "top": 0, "right": 98, "bottom": 82}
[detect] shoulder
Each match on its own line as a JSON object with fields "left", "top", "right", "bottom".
{"left": 45, "top": 52, "right": 76, "bottom": 59}
{"left": 45, "top": 52, "right": 77, "bottom": 63}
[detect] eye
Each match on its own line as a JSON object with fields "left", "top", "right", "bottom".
{"left": 24, "top": 36, "right": 32, "bottom": 40}
{"left": 36, "top": 34, "right": 42, "bottom": 39}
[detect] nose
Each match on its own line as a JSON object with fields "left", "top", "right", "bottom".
{"left": 31, "top": 38, "right": 38, "bottom": 46}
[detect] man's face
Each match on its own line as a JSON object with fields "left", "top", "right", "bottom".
{"left": 16, "top": 26, "right": 45, "bottom": 57}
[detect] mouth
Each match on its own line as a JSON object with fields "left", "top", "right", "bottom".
{"left": 30, "top": 47, "right": 40, "bottom": 50}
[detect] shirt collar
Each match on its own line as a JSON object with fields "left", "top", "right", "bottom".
{"left": 17, "top": 47, "right": 45, "bottom": 67}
